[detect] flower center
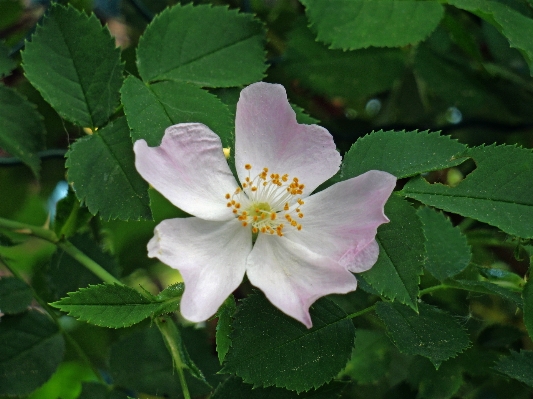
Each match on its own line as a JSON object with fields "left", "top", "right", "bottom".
{"left": 225, "top": 164, "right": 305, "bottom": 236}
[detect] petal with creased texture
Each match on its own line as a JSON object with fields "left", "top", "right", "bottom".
{"left": 134, "top": 123, "right": 238, "bottom": 221}
{"left": 284, "top": 170, "right": 396, "bottom": 271}
{"left": 148, "top": 217, "right": 251, "bottom": 322}
{"left": 235, "top": 82, "right": 340, "bottom": 195}
{"left": 246, "top": 234, "right": 358, "bottom": 328}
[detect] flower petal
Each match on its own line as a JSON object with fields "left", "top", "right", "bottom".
{"left": 235, "top": 82, "right": 341, "bottom": 195}
{"left": 148, "top": 217, "right": 251, "bottom": 322}
{"left": 134, "top": 123, "right": 238, "bottom": 221}
{"left": 246, "top": 234, "right": 358, "bottom": 328}
{"left": 347, "top": 239, "right": 379, "bottom": 273}
{"left": 284, "top": 170, "right": 396, "bottom": 272}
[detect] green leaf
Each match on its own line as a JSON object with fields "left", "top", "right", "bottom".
{"left": 447, "top": 0, "right": 533, "bottom": 75}
{"left": 301, "top": 0, "right": 444, "bottom": 50}
{"left": 342, "top": 329, "right": 394, "bottom": 384}
{"left": 360, "top": 195, "right": 424, "bottom": 310}
{"left": 375, "top": 302, "right": 470, "bottom": 368}
{"left": 53, "top": 188, "right": 93, "bottom": 238}
{"left": 0, "top": 41, "right": 16, "bottom": 78}
{"left": 22, "top": 4, "right": 123, "bottom": 128}
{"left": 211, "top": 377, "right": 347, "bottom": 399}
{"left": 66, "top": 117, "right": 152, "bottom": 221}
{"left": 284, "top": 21, "right": 406, "bottom": 103}
{"left": 0, "top": 311, "right": 65, "bottom": 396}
{"left": 341, "top": 130, "right": 467, "bottom": 180}
{"left": 0, "top": 277, "right": 33, "bottom": 314}
{"left": 221, "top": 291, "right": 355, "bottom": 392}
{"left": 493, "top": 350, "right": 533, "bottom": 387}
{"left": 523, "top": 270, "right": 533, "bottom": 340}
{"left": 417, "top": 207, "right": 471, "bottom": 281}
{"left": 407, "top": 357, "right": 463, "bottom": 399}
{"left": 402, "top": 144, "right": 533, "bottom": 239}
{"left": 450, "top": 280, "right": 523, "bottom": 307}
{"left": 0, "top": 84, "right": 45, "bottom": 177}
{"left": 216, "top": 295, "right": 236, "bottom": 364}
{"left": 121, "top": 76, "right": 233, "bottom": 147}
{"left": 136, "top": 3, "right": 266, "bottom": 87}
{"left": 50, "top": 283, "right": 163, "bottom": 328}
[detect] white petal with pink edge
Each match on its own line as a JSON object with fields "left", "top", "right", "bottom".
{"left": 134, "top": 123, "right": 238, "bottom": 221}
{"left": 283, "top": 170, "right": 396, "bottom": 271}
{"left": 148, "top": 217, "right": 251, "bottom": 323}
{"left": 246, "top": 234, "right": 358, "bottom": 328}
{"left": 235, "top": 82, "right": 341, "bottom": 196}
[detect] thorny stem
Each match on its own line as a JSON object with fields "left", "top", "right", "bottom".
{"left": 155, "top": 316, "right": 191, "bottom": 399}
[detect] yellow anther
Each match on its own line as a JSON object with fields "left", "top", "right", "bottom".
{"left": 243, "top": 183, "right": 248, "bottom": 188}
{"left": 298, "top": 213, "right": 304, "bottom": 218}
{"left": 297, "top": 199, "right": 304, "bottom": 205}
{"left": 252, "top": 227, "right": 258, "bottom": 233}
{"left": 245, "top": 164, "right": 252, "bottom": 170}
{"left": 235, "top": 188, "right": 241, "bottom": 194}
{"left": 270, "top": 213, "right": 276, "bottom": 220}
{"left": 235, "top": 203, "right": 241, "bottom": 209}
{"left": 297, "top": 225, "right": 302, "bottom": 231}
{"left": 284, "top": 203, "right": 289, "bottom": 211}
{"left": 227, "top": 202, "right": 232, "bottom": 207}
{"left": 232, "top": 209, "right": 238, "bottom": 214}
{"left": 251, "top": 186, "right": 257, "bottom": 192}
{"left": 285, "top": 214, "right": 291, "bottom": 221}
{"left": 245, "top": 177, "right": 250, "bottom": 182}
{"left": 253, "top": 215, "right": 258, "bottom": 221}
{"left": 231, "top": 200, "right": 236, "bottom": 205}
{"left": 225, "top": 193, "right": 230, "bottom": 199}
{"left": 242, "top": 221, "right": 248, "bottom": 227}
{"left": 296, "top": 208, "right": 300, "bottom": 213}
{"left": 261, "top": 227, "right": 267, "bottom": 233}
{"left": 291, "top": 220, "right": 297, "bottom": 227}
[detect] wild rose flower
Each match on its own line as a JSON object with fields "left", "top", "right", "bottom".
{"left": 134, "top": 82, "right": 396, "bottom": 328}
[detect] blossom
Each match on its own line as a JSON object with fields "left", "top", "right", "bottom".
{"left": 133, "top": 82, "right": 396, "bottom": 328}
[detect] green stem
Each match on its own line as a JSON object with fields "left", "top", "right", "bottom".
{"left": 0, "top": 217, "right": 121, "bottom": 285}
{"left": 419, "top": 284, "right": 450, "bottom": 296}
{"left": 155, "top": 317, "right": 191, "bottom": 399}
{"left": 345, "top": 304, "right": 377, "bottom": 320}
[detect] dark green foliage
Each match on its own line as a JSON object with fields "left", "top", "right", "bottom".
{"left": 0, "top": 277, "right": 33, "bottom": 314}
{"left": 494, "top": 350, "right": 533, "bottom": 387}
{"left": 222, "top": 292, "right": 355, "bottom": 392}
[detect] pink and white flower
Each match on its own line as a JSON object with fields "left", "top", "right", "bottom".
{"left": 134, "top": 82, "right": 396, "bottom": 328}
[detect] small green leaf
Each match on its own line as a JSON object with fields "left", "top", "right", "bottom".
{"left": 402, "top": 144, "right": 533, "bottom": 239}
{"left": 53, "top": 188, "right": 93, "bottom": 238}
{"left": 448, "top": 0, "right": 533, "bottom": 76}
{"left": 221, "top": 291, "right": 355, "bottom": 392}
{"left": 66, "top": 117, "right": 152, "bottom": 221}
{"left": 523, "top": 269, "right": 533, "bottom": 340}
{"left": 0, "top": 311, "right": 65, "bottom": 396}
{"left": 137, "top": 3, "right": 266, "bottom": 87}
{"left": 360, "top": 196, "right": 424, "bottom": 310}
{"left": 121, "top": 76, "right": 233, "bottom": 147}
{"left": 284, "top": 21, "right": 406, "bottom": 102}
{"left": 211, "top": 377, "right": 347, "bottom": 399}
{"left": 0, "top": 84, "right": 45, "bottom": 177}
{"left": 50, "top": 283, "right": 162, "bottom": 328}
{"left": 0, "top": 41, "right": 16, "bottom": 78}
{"left": 418, "top": 207, "right": 471, "bottom": 281}
{"left": 376, "top": 302, "right": 470, "bottom": 368}
{"left": 0, "top": 277, "right": 33, "bottom": 314}
{"left": 301, "top": 0, "right": 444, "bottom": 50}
{"left": 493, "top": 350, "right": 533, "bottom": 387}
{"left": 22, "top": 4, "right": 123, "bottom": 128}
{"left": 216, "top": 295, "right": 236, "bottom": 364}
{"left": 341, "top": 130, "right": 467, "bottom": 180}
{"left": 450, "top": 280, "right": 523, "bottom": 307}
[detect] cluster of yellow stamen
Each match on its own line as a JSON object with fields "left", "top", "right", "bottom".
{"left": 225, "top": 164, "right": 305, "bottom": 236}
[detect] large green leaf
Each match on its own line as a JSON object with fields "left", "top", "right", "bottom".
{"left": 0, "top": 41, "right": 16, "bottom": 78}
{"left": 447, "top": 0, "right": 533, "bottom": 75}
{"left": 136, "top": 3, "right": 266, "bottom": 87}
{"left": 211, "top": 377, "right": 347, "bottom": 399}
{"left": 66, "top": 117, "right": 152, "bottom": 221}
{"left": 360, "top": 195, "right": 424, "bottom": 310}
{"left": 417, "top": 207, "right": 471, "bottom": 281}
{"left": 221, "top": 291, "right": 355, "bottom": 392}
{"left": 341, "top": 130, "right": 467, "bottom": 180}
{"left": 0, "top": 277, "right": 33, "bottom": 314}
{"left": 50, "top": 283, "right": 178, "bottom": 328}
{"left": 375, "top": 302, "right": 470, "bottom": 368}
{"left": 22, "top": 4, "right": 123, "bottom": 128}
{"left": 301, "top": 0, "right": 444, "bottom": 50}
{"left": 121, "top": 76, "right": 233, "bottom": 147}
{"left": 493, "top": 350, "right": 533, "bottom": 387}
{"left": 0, "top": 311, "right": 65, "bottom": 396}
{"left": 0, "top": 84, "right": 45, "bottom": 177}
{"left": 284, "top": 21, "right": 406, "bottom": 103}
{"left": 402, "top": 145, "right": 533, "bottom": 239}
